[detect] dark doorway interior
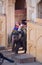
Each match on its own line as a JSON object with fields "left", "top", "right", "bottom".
{"left": 15, "top": 0, "right": 27, "bottom": 23}
{"left": 15, "top": 0, "right": 25, "bottom": 10}
{"left": 37, "top": 0, "right": 42, "bottom": 18}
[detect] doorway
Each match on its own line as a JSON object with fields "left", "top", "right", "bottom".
{"left": 15, "top": 0, "right": 27, "bottom": 53}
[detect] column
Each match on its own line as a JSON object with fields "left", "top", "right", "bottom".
{"left": 26, "top": 0, "right": 31, "bottom": 20}
{"left": 5, "top": 0, "right": 15, "bottom": 34}
{"left": 5, "top": 0, "right": 15, "bottom": 46}
{"left": 8, "top": 0, "right": 15, "bottom": 33}
{"left": 26, "top": 0, "right": 31, "bottom": 54}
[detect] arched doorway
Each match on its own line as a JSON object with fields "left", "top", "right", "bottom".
{"left": 37, "top": 0, "right": 42, "bottom": 18}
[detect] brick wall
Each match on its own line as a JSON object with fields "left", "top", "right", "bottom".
{"left": 15, "top": 9, "right": 26, "bottom": 23}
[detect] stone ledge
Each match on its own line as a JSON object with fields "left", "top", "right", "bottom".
{"left": 0, "top": 46, "right": 6, "bottom": 50}
{"left": 15, "top": 54, "right": 36, "bottom": 63}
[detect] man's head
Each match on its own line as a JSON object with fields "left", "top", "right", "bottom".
{"left": 22, "top": 20, "right": 26, "bottom": 25}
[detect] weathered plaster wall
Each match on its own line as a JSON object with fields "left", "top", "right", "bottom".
{"left": 5, "top": 0, "right": 15, "bottom": 35}
{"left": 27, "top": 21, "right": 42, "bottom": 63}
{"left": 26, "top": 0, "right": 41, "bottom": 21}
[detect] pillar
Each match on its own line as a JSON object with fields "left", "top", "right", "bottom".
{"left": 26, "top": 0, "right": 31, "bottom": 20}
{"left": 5, "top": 0, "right": 15, "bottom": 35}
{"left": 8, "top": 0, "right": 16, "bottom": 33}
{"left": 5, "top": 0, "right": 16, "bottom": 46}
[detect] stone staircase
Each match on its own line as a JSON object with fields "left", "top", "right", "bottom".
{"left": 0, "top": 50, "right": 42, "bottom": 65}
{"left": 14, "top": 54, "right": 36, "bottom": 63}
{"left": 0, "top": 47, "right": 36, "bottom": 63}
{"left": 13, "top": 54, "right": 42, "bottom": 65}
{"left": 0, "top": 47, "right": 42, "bottom": 65}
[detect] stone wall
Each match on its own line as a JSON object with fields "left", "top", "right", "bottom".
{"left": 0, "top": 15, "right": 7, "bottom": 47}
{"left": 26, "top": 0, "right": 41, "bottom": 21}
{"left": 15, "top": 9, "right": 26, "bottom": 23}
{"left": 27, "top": 21, "right": 42, "bottom": 63}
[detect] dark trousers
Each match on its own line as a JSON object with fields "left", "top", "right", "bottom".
{"left": 12, "top": 40, "right": 21, "bottom": 54}
{"left": 12, "top": 39, "right": 26, "bottom": 54}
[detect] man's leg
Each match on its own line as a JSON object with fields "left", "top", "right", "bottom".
{"left": 15, "top": 41, "right": 21, "bottom": 54}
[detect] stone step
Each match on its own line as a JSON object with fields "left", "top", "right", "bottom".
{"left": 0, "top": 46, "right": 6, "bottom": 50}
{"left": 16, "top": 62, "right": 42, "bottom": 65}
{"left": 15, "top": 54, "right": 36, "bottom": 63}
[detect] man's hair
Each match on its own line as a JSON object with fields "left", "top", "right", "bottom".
{"left": 22, "top": 19, "right": 26, "bottom": 25}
